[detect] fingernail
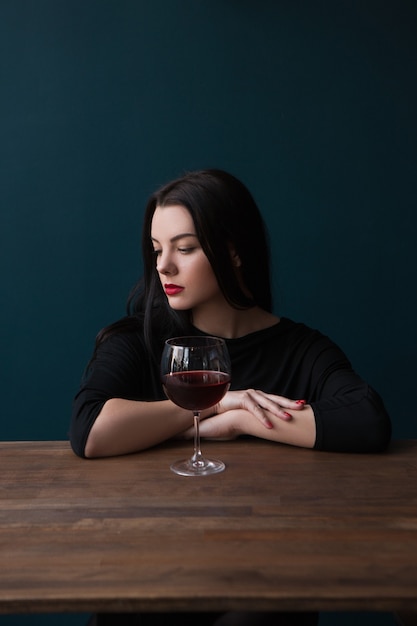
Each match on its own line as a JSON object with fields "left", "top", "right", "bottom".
{"left": 284, "top": 412, "right": 292, "bottom": 419}
{"left": 296, "top": 400, "right": 306, "bottom": 405}
{"left": 265, "top": 419, "right": 273, "bottom": 429}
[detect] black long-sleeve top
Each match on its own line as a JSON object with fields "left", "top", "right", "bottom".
{"left": 70, "top": 317, "right": 391, "bottom": 458}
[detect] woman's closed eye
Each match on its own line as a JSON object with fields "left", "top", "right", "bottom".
{"left": 152, "top": 247, "right": 196, "bottom": 257}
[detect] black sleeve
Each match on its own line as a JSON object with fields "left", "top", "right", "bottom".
{"left": 307, "top": 337, "right": 392, "bottom": 453}
{"left": 69, "top": 332, "right": 162, "bottom": 458}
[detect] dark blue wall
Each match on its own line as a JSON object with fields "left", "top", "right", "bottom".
{"left": 1, "top": 1, "right": 416, "bottom": 624}
{"left": 0, "top": 0, "right": 417, "bottom": 439}
{"left": 2, "top": 0, "right": 415, "bottom": 442}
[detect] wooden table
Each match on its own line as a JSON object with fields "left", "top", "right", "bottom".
{"left": 0, "top": 439, "right": 416, "bottom": 616}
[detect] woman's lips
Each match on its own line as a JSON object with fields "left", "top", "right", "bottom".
{"left": 164, "top": 284, "right": 184, "bottom": 296}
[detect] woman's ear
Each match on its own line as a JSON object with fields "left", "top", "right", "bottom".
{"left": 229, "top": 245, "right": 242, "bottom": 268}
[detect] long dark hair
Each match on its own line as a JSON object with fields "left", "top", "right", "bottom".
{"left": 97, "top": 169, "right": 273, "bottom": 352}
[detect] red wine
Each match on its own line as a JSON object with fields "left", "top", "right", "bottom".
{"left": 163, "top": 370, "right": 231, "bottom": 410}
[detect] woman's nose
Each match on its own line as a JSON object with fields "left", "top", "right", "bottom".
{"left": 157, "top": 253, "right": 176, "bottom": 276}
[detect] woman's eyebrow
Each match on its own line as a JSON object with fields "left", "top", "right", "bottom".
{"left": 151, "top": 233, "right": 198, "bottom": 243}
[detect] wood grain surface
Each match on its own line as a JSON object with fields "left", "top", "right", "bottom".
{"left": 0, "top": 439, "right": 416, "bottom": 615}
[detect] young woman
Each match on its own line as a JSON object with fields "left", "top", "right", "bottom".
{"left": 71, "top": 169, "right": 391, "bottom": 626}
{"left": 70, "top": 168, "right": 391, "bottom": 460}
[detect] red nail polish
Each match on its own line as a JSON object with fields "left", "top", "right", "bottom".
{"left": 296, "top": 400, "right": 306, "bottom": 405}
{"left": 284, "top": 412, "right": 292, "bottom": 419}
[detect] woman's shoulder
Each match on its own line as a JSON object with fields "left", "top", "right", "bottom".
{"left": 278, "top": 317, "right": 320, "bottom": 337}
{"left": 95, "top": 315, "right": 145, "bottom": 346}
{"left": 225, "top": 317, "right": 338, "bottom": 358}
{"left": 275, "top": 317, "right": 342, "bottom": 351}
{"left": 93, "top": 312, "right": 182, "bottom": 359}
{"left": 233, "top": 317, "right": 320, "bottom": 342}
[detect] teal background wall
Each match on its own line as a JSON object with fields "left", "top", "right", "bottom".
{"left": 1, "top": 1, "right": 416, "bottom": 625}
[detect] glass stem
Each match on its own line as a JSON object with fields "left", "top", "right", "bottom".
{"left": 191, "top": 411, "right": 205, "bottom": 467}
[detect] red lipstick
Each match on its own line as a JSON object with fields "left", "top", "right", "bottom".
{"left": 165, "top": 284, "right": 184, "bottom": 296}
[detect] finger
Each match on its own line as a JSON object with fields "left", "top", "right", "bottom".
{"left": 244, "top": 391, "right": 290, "bottom": 422}
{"left": 242, "top": 397, "right": 274, "bottom": 428}
{"left": 250, "top": 391, "right": 306, "bottom": 414}
{"left": 254, "top": 405, "right": 274, "bottom": 429}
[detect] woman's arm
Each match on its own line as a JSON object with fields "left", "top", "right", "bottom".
{"left": 84, "top": 398, "right": 194, "bottom": 458}
{"left": 181, "top": 375, "right": 391, "bottom": 453}
{"left": 84, "top": 388, "right": 306, "bottom": 458}
{"left": 182, "top": 399, "right": 316, "bottom": 449}
{"left": 311, "top": 385, "right": 391, "bottom": 452}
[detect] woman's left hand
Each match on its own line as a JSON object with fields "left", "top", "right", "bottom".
{"left": 211, "top": 389, "right": 306, "bottom": 429}
{"left": 180, "top": 401, "right": 315, "bottom": 449}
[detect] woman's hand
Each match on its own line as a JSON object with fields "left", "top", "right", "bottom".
{"left": 181, "top": 390, "right": 315, "bottom": 447}
{"left": 209, "top": 389, "right": 307, "bottom": 429}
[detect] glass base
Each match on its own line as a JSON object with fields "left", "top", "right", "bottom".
{"left": 170, "top": 457, "right": 225, "bottom": 476}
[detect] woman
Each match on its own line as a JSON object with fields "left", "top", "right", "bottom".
{"left": 71, "top": 168, "right": 390, "bottom": 459}
{"left": 71, "top": 169, "right": 391, "bottom": 626}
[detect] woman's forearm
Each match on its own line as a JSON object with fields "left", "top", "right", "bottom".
{"left": 194, "top": 405, "right": 316, "bottom": 449}
{"left": 84, "top": 398, "right": 194, "bottom": 458}
{"left": 249, "top": 404, "right": 316, "bottom": 448}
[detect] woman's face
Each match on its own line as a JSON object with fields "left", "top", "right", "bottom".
{"left": 151, "top": 204, "right": 223, "bottom": 312}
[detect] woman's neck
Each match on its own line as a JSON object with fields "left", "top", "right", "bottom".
{"left": 191, "top": 303, "right": 279, "bottom": 339}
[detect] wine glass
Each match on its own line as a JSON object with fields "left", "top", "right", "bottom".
{"left": 161, "top": 336, "right": 231, "bottom": 476}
